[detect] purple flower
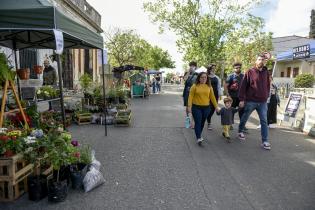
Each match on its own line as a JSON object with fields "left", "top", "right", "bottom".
{"left": 71, "top": 140, "right": 79, "bottom": 147}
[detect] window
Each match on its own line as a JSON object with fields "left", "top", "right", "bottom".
{"left": 293, "top": 67, "right": 299, "bottom": 78}
{"left": 287, "top": 67, "right": 291, "bottom": 78}
{"left": 280, "top": 72, "right": 285, "bottom": 77}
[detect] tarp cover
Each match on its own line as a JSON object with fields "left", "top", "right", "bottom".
{"left": 0, "top": 0, "right": 103, "bottom": 49}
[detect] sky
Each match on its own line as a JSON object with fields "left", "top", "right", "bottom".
{"left": 87, "top": 0, "right": 315, "bottom": 73}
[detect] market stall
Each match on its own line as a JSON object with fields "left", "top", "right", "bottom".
{"left": 0, "top": 0, "right": 106, "bottom": 202}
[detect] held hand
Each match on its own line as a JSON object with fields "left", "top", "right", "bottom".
{"left": 215, "top": 107, "right": 221, "bottom": 113}
{"left": 239, "top": 101, "right": 245, "bottom": 108}
{"left": 186, "top": 106, "right": 191, "bottom": 114}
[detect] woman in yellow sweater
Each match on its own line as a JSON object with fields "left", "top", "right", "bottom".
{"left": 187, "top": 72, "right": 220, "bottom": 145}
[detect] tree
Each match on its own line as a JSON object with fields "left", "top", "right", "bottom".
{"left": 104, "top": 28, "right": 141, "bottom": 66}
{"left": 105, "top": 27, "right": 175, "bottom": 70}
{"left": 143, "top": 0, "right": 270, "bottom": 68}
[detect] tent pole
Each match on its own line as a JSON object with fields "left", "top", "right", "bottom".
{"left": 56, "top": 54, "right": 66, "bottom": 130}
{"left": 101, "top": 50, "right": 107, "bottom": 136}
{"left": 12, "top": 40, "right": 21, "bottom": 99}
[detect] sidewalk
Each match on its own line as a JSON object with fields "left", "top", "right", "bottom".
{"left": 1, "top": 85, "right": 315, "bottom": 210}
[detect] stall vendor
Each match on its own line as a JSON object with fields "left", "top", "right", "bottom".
{"left": 43, "top": 59, "right": 57, "bottom": 86}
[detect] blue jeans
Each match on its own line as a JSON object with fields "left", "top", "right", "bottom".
{"left": 239, "top": 102, "right": 268, "bottom": 143}
{"left": 192, "top": 105, "right": 211, "bottom": 139}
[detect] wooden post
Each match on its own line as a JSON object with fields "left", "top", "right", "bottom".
{"left": 0, "top": 80, "right": 9, "bottom": 127}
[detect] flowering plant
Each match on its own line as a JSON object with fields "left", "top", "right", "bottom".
{"left": 36, "top": 86, "right": 59, "bottom": 99}
{"left": 0, "top": 132, "right": 26, "bottom": 157}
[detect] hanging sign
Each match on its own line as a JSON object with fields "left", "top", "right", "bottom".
{"left": 53, "top": 29, "right": 64, "bottom": 55}
{"left": 293, "top": 44, "right": 310, "bottom": 59}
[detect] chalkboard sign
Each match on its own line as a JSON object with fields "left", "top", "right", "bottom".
{"left": 21, "top": 87, "right": 36, "bottom": 100}
{"left": 284, "top": 92, "right": 303, "bottom": 118}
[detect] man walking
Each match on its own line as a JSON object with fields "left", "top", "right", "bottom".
{"left": 238, "top": 54, "right": 271, "bottom": 150}
{"left": 206, "top": 64, "right": 222, "bottom": 130}
{"left": 224, "top": 63, "right": 244, "bottom": 128}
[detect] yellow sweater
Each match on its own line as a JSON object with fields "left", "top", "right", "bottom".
{"left": 188, "top": 84, "right": 218, "bottom": 108}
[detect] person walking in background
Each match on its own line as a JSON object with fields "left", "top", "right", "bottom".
{"left": 155, "top": 74, "right": 161, "bottom": 93}
{"left": 217, "top": 97, "right": 238, "bottom": 143}
{"left": 43, "top": 59, "right": 57, "bottom": 86}
{"left": 183, "top": 61, "right": 198, "bottom": 128}
{"left": 187, "top": 72, "right": 220, "bottom": 146}
{"left": 152, "top": 77, "right": 156, "bottom": 94}
{"left": 224, "top": 62, "right": 245, "bottom": 130}
{"left": 206, "top": 64, "right": 222, "bottom": 130}
{"left": 238, "top": 54, "right": 271, "bottom": 150}
{"left": 257, "top": 73, "right": 280, "bottom": 129}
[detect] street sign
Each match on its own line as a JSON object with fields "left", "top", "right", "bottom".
{"left": 293, "top": 44, "right": 310, "bottom": 59}
{"left": 263, "top": 51, "right": 271, "bottom": 60}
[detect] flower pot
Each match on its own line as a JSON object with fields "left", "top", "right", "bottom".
{"left": 33, "top": 65, "right": 43, "bottom": 74}
{"left": 17, "top": 68, "right": 30, "bottom": 80}
{"left": 70, "top": 171, "right": 83, "bottom": 190}
{"left": 3, "top": 150, "right": 14, "bottom": 157}
{"left": 48, "top": 179, "right": 68, "bottom": 202}
{"left": 28, "top": 175, "right": 48, "bottom": 201}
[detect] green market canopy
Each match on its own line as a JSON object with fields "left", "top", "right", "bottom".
{"left": 0, "top": 0, "right": 103, "bottom": 50}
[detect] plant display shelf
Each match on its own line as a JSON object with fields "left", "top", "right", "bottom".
{"left": 114, "top": 110, "right": 132, "bottom": 127}
{"left": 0, "top": 80, "right": 29, "bottom": 129}
{"left": 0, "top": 153, "right": 34, "bottom": 201}
{"left": 75, "top": 113, "right": 92, "bottom": 125}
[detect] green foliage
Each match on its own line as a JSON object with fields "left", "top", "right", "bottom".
{"left": 36, "top": 86, "right": 59, "bottom": 98}
{"left": 79, "top": 74, "right": 93, "bottom": 93}
{"left": 105, "top": 28, "right": 175, "bottom": 69}
{"left": 26, "top": 105, "right": 40, "bottom": 128}
{"left": 294, "top": 73, "right": 315, "bottom": 88}
{"left": 143, "top": 0, "right": 271, "bottom": 70}
{"left": 45, "top": 132, "right": 79, "bottom": 181}
{"left": 78, "top": 144, "right": 92, "bottom": 165}
{"left": 0, "top": 52, "right": 15, "bottom": 83}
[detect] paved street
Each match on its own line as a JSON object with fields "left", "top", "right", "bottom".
{"left": 2, "top": 85, "right": 315, "bottom": 210}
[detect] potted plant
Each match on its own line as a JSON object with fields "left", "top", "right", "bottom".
{"left": 79, "top": 74, "right": 92, "bottom": 97}
{"left": 0, "top": 52, "right": 15, "bottom": 85}
{"left": 33, "top": 65, "right": 43, "bottom": 74}
{"left": 46, "top": 132, "right": 79, "bottom": 202}
{"left": 17, "top": 68, "right": 30, "bottom": 80}
{"left": 69, "top": 143, "right": 92, "bottom": 189}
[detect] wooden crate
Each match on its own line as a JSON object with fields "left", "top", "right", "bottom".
{"left": 114, "top": 110, "right": 132, "bottom": 126}
{"left": 75, "top": 113, "right": 92, "bottom": 125}
{"left": 0, "top": 154, "right": 34, "bottom": 201}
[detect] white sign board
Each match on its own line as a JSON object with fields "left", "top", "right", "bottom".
{"left": 284, "top": 92, "right": 303, "bottom": 118}
{"left": 303, "top": 96, "right": 315, "bottom": 133}
{"left": 53, "top": 29, "right": 64, "bottom": 55}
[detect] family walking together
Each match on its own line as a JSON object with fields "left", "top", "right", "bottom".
{"left": 183, "top": 54, "right": 277, "bottom": 150}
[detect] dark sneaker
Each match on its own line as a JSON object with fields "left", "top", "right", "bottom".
{"left": 226, "top": 137, "right": 232, "bottom": 143}
{"left": 238, "top": 132, "right": 245, "bottom": 141}
{"left": 261, "top": 142, "right": 271, "bottom": 150}
{"left": 222, "top": 132, "right": 226, "bottom": 137}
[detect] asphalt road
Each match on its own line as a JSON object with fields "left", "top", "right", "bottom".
{"left": 2, "top": 85, "right": 315, "bottom": 210}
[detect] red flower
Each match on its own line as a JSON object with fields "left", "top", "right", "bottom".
{"left": 73, "top": 152, "right": 80, "bottom": 158}
{"left": 0, "top": 135, "right": 9, "bottom": 142}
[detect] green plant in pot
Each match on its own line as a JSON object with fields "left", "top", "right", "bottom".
{"left": 116, "top": 86, "right": 127, "bottom": 104}
{"left": 79, "top": 73, "right": 92, "bottom": 97}
{"left": 107, "top": 88, "right": 118, "bottom": 104}
{"left": 46, "top": 132, "right": 79, "bottom": 202}
{"left": 0, "top": 52, "right": 15, "bottom": 85}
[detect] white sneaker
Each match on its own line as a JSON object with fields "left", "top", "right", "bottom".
{"left": 197, "top": 138, "right": 203, "bottom": 146}
{"left": 261, "top": 142, "right": 271, "bottom": 150}
{"left": 257, "top": 125, "right": 261, "bottom": 129}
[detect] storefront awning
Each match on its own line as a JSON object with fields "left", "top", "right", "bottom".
{"left": 0, "top": 0, "right": 103, "bottom": 50}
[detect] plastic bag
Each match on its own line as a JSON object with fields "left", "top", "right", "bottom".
{"left": 90, "top": 150, "right": 101, "bottom": 171}
{"left": 83, "top": 167, "right": 105, "bottom": 192}
{"left": 185, "top": 114, "right": 191, "bottom": 128}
